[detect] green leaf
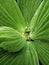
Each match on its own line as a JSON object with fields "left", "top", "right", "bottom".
{"left": 0, "top": 26, "right": 26, "bottom": 52}
{"left": 34, "top": 40, "right": 49, "bottom": 65}
{"left": 30, "top": 0, "right": 49, "bottom": 40}
{"left": 0, "top": 42, "right": 39, "bottom": 65}
{"left": 0, "top": 0, "right": 49, "bottom": 65}
{"left": 0, "top": 0, "right": 26, "bottom": 31}
{"left": 17, "top": 0, "right": 42, "bottom": 23}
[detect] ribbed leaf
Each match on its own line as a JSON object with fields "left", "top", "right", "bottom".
{"left": 0, "top": 26, "right": 26, "bottom": 52}
{"left": 17, "top": 0, "right": 42, "bottom": 23}
{"left": 0, "top": 0, "right": 49, "bottom": 65}
{"left": 34, "top": 40, "right": 49, "bottom": 65}
{"left": 0, "top": 0, "right": 26, "bottom": 31}
{"left": 30, "top": 0, "right": 49, "bottom": 40}
{"left": 0, "top": 42, "right": 39, "bottom": 65}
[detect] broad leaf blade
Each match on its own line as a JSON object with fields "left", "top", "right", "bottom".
{"left": 34, "top": 40, "right": 49, "bottom": 65}
{"left": 30, "top": 0, "right": 49, "bottom": 40}
{"left": 0, "top": 26, "right": 26, "bottom": 52}
{"left": 0, "top": 0, "right": 26, "bottom": 31}
{"left": 0, "top": 42, "right": 39, "bottom": 65}
{"left": 17, "top": 0, "right": 42, "bottom": 23}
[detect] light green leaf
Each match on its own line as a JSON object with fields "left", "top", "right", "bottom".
{"left": 34, "top": 40, "right": 49, "bottom": 65}
{"left": 0, "top": 26, "right": 26, "bottom": 52}
{"left": 30, "top": 0, "right": 49, "bottom": 40}
{"left": 0, "top": 0, "right": 26, "bottom": 31}
{"left": 0, "top": 42, "right": 39, "bottom": 65}
{"left": 17, "top": 0, "right": 42, "bottom": 23}
{"left": 0, "top": 0, "right": 49, "bottom": 65}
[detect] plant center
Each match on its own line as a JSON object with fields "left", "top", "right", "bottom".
{"left": 24, "top": 27, "right": 33, "bottom": 41}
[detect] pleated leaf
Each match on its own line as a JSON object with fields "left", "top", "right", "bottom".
{"left": 0, "top": 0, "right": 26, "bottom": 31}
{"left": 0, "top": 42, "right": 39, "bottom": 65}
{"left": 0, "top": 26, "right": 26, "bottom": 52}
{"left": 0, "top": 0, "right": 49, "bottom": 65}
{"left": 17, "top": 0, "right": 42, "bottom": 23}
{"left": 34, "top": 40, "right": 49, "bottom": 65}
{"left": 30, "top": 0, "right": 49, "bottom": 40}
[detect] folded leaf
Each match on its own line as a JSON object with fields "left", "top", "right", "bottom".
{"left": 30, "top": 0, "right": 49, "bottom": 40}
{"left": 34, "top": 40, "right": 49, "bottom": 65}
{"left": 17, "top": 0, "right": 42, "bottom": 23}
{"left": 0, "top": 0, "right": 49, "bottom": 65}
{"left": 0, "top": 0, "right": 26, "bottom": 32}
{"left": 0, "top": 42, "right": 39, "bottom": 65}
{"left": 0, "top": 26, "right": 26, "bottom": 52}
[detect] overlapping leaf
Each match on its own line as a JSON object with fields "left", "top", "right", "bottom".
{"left": 0, "top": 26, "right": 26, "bottom": 52}
{"left": 0, "top": 42, "right": 39, "bottom": 65}
{"left": 34, "top": 40, "right": 49, "bottom": 65}
{"left": 30, "top": 0, "right": 49, "bottom": 40}
{"left": 17, "top": 0, "right": 42, "bottom": 23}
{"left": 29, "top": 0, "right": 49, "bottom": 65}
{"left": 0, "top": 0, "right": 26, "bottom": 31}
{"left": 0, "top": 0, "right": 49, "bottom": 65}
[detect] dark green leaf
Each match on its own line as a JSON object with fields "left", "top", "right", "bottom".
{"left": 0, "top": 42, "right": 39, "bottom": 65}
{"left": 17, "top": 0, "right": 42, "bottom": 23}
{"left": 34, "top": 40, "right": 49, "bottom": 65}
